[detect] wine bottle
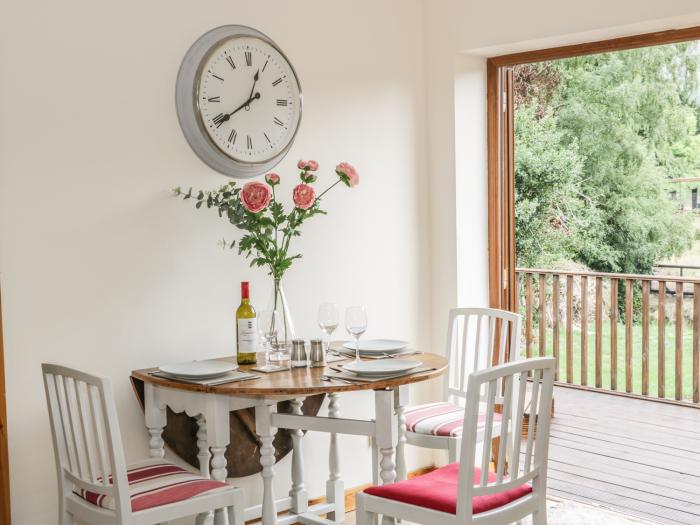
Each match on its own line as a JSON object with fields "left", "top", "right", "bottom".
{"left": 236, "top": 281, "right": 258, "bottom": 365}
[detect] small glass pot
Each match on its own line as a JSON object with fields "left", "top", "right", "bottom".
{"left": 290, "top": 339, "right": 308, "bottom": 368}
{"left": 309, "top": 339, "right": 325, "bottom": 368}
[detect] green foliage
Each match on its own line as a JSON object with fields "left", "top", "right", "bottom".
{"left": 516, "top": 42, "right": 700, "bottom": 273}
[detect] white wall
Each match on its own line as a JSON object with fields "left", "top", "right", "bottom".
{"left": 0, "top": 1, "right": 433, "bottom": 523}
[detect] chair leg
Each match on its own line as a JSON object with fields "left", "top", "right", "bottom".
{"left": 447, "top": 437, "right": 461, "bottom": 463}
{"left": 532, "top": 501, "right": 548, "bottom": 525}
{"left": 355, "top": 493, "right": 373, "bottom": 525}
{"left": 228, "top": 489, "right": 245, "bottom": 525}
{"left": 370, "top": 436, "right": 379, "bottom": 485}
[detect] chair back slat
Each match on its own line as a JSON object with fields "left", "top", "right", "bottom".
{"left": 444, "top": 308, "right": 522, "bottom": 404}
{"left": 88, "top": 384, "right": 112, "bottom": 486}
{"left": 42, "top": 363, "right": 132, "bottom": 521}
{"left": 455, "top": 357, "right": 556, "bottom": 523}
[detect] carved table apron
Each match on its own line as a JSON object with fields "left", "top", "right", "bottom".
{"left": 131, "top": 353, "right": 447, "bottom": 525}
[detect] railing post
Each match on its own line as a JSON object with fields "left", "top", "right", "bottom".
{"left": 694, "top": 282, "right": 699, "bottom": 404}
{"left": 566, "top": 275, "right": 574, "bottom": 384}
{"left": 525, "top": 274, "right": 533, "bottom": 358}
{"left": 539, "top": 273, "right": 547, "bottom": 358}
{"left": 625, "top": 279, "right": 633, "bottom": 394}
{"left": 580, "top": 275, "right": 588, "bottom": 386}
{"left": 610, "top": 279, "right": 618, "bottom": 391}
{"left": 595, "top": 277, "right": 603, "bottom": 389}
{"left": 658, "top": 281, "right": 666, "bottom": 399}
{"left": 642, "top": 281, "right": 650, "bottom": 397}
{"left": 675, "top": 281, "right": 683, "bottom": 401}
{"left": 552, "top": 274, "right": 560, "bottom": 382}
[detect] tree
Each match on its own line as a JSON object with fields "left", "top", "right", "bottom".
{"left": 515, "top": 43, "right": 699, "bottom": 273}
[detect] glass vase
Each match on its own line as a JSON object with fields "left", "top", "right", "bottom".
{"left": 266, "top": 278, "right": 295, "bottom": 361}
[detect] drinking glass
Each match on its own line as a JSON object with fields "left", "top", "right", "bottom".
{"left": 345, "top": 306, "right": 367, "bottom": 363}
{"left": 317, "top": 303, "right": 339, "bottom": 354}
{"left": 259, "top": 309, "right": 282, "bottom": 365}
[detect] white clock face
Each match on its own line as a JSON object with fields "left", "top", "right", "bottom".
{"left": 197, "top": 36, "right": 301, "bottom": 164}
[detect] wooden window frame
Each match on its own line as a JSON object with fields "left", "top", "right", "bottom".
{"left": 487, "top": 25, "right": 700, "bottom": 311}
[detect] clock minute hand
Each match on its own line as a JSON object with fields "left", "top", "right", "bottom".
{"left": 248, "top": 69, "right": 260, "bottom": 101}
{"left": 214, "top": 92, "right": 261, "bottom": 127}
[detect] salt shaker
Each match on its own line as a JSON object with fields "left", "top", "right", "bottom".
{"left": 291, "top": 339, "right": 308, "bottom": 368}
{"left": 309, "top": 339, "right": 325, "bottom": 367}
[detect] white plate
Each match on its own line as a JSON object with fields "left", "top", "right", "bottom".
{"left": 159, "top": 360, "right": 238, "bottom": 379}
{"left": 342, "top": 359, "right": 422, "bottom": 376}
{"left": 342, "top": 339, "right": 409, "bottom": 353}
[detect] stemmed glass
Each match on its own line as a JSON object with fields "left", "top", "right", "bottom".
{"left": 318, "top": 303, "right": 339, "bottom": 354}
{"left": 259, "top": 309, "right": 282, "bottom": 367}
{"left": 345, "top": 306, "right": 367, "bottom": 363}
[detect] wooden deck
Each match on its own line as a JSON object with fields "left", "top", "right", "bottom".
{"left": 548, "top": 386, "right": 700, "bottom": 525}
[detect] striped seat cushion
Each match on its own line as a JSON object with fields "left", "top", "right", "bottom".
{"left": 75, "top": 459, "right": 230, "bottom": 512}
{"left": 405, "top": 401, "right": 501, "bottom": 437}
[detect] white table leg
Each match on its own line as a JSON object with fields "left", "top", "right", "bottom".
{"left": 197, "top": 415, "right": 211, "bottom": 478}
{"left": 374, "top": 389, "right": 397, "bottom": 485}
{"left": 196, "top": 415, "right": 215, "bottom": 525}
{"left": 256, "top": 403, "right": 278, "bottom": 525}
{"left": 326, "top": 393, "right": 344, "bottom": 522}
{"left": 144, "top": 383, "right": 166, "bottom": 459}
{"left": 289, "top": 398, "right": 308, "bottom": 514}
{"left": 206, "top": 396, "right": 232, "bottom": 525}
{"left": 374, "top": 389, "right": 397, "bottom": 525}
{"left": 394, "top": 386, "right": 409, "bottom": 481}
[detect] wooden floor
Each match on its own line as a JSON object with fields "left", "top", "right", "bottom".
{"left": 548, "top": 386, "right": 700, "bottom": 525}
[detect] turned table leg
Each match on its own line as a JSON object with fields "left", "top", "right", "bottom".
{"left": 256, "top": 403, "right": 278, "bottom": 525}
{"left": 326, "top": 393, "right": 344, "bottom": 522}
{"left": 394, "top": 386, "right": 408, "bottom": 481}
{"left": 144, "top": 383, "right": 166, "bottom": 459}
{"left": 374, "top": 389, "right": 397, "bottom": 525}
{"left": 289, "top": 398, "right": 308, "bottom": 514}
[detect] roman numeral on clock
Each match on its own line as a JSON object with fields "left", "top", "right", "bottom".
{"left": 212, "top": 113, "right": 226, "bottom": 127}
{"left": 212, "top": 74, "right": 224, "bottom": 82}
{"left": 264, "top": 132, "right": 271, "bottom": 143}
{"left": 276, "top": 99, "right": 288, "bottom": 106}
{"left": 207, "top": 96, "right": 220, "bottom": 102}
{"left": 245, "top": 51, "right": 252, "bottom": 66}
{"left": 226, "top": 56, "right": 236, "bottom": 69}
{"left": 246, "top": 135, "right": 252, "bottom": 149}
{"left": 228, "top": 129, "right": 237, "bottom": 144}
{"left": 272, "top": 78, "right": 282, "bottom": 87}
{"left": 273, "top": 116, "right": 284, "bottom": 126}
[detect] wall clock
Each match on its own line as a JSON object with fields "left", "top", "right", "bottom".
{"left": 176, "top": 25, "right": 303, "bottom": 178}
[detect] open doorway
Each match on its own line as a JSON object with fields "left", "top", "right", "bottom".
{"left": 487, "top": 28, "right": 700, "bottom": 524}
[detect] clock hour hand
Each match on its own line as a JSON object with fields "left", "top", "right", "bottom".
{"left": 213, "top": 92, "right": 261, "bottom": 127}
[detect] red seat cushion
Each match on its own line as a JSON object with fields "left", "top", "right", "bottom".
{"left": 364, "top": 463, "right": 531, "bottom": 515}
{"left": 75, "top": 459, "right": 230, "bottom": 512}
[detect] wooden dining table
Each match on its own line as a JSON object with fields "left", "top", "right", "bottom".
{"left": 131, "top": 350, "right": 447, "bottom": 525}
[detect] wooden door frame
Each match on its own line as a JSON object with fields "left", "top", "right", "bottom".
{"left": 0, "top": 287, "right": 9, "bottom": 524}
{"left": 487, "top": 25, "right": 700, "bottom": 311}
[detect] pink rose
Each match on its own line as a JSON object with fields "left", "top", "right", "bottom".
{"left": 297, "top": 159, "right": 319, "bottom": 171}
{"left": 293, "top": 183, "right": 316, "bottom": 210}
{"left": 265, "top": 173, "right": 280, "bottom": 186}
{"left": 241, "top": 181, "right": 271, "bottom": 213}
{"left": 336, "top": 162, "right": 359, "bottom": 188}
{"left": 301, "top": 173, "right": 317, "bottom": 183}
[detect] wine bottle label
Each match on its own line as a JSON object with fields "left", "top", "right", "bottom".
{"left": 237, "top": 318, "right": 258, "bottom": 354}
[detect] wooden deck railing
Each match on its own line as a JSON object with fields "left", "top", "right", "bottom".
{"left": 516, "top": 268, "right": 700, "bottom": 406}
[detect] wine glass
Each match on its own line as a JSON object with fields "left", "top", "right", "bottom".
{"left": 259, "top": 309, "right": 281, "bottom": 366}
{"left": 345, "top": 306, "right": 367, "bottom": 363}
{"left": 318, "top": 303, "right": 339, "bottom": 354}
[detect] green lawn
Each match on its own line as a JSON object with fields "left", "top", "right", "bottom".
{"left": 523, "top": 320, "right": 697, "bottom": 400}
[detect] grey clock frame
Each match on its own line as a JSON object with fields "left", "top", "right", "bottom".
{"left": 175, "top": 25, "right": 303, "bottom": 179}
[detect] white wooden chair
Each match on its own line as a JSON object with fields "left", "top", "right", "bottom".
{"left": 401, "top": 308, "right": 521, "bottom": 464}
{"left": 42, "top": 363, "right": 244, "bottom": 525}
{"left": 357, "top": 357, "right": 556, "bottom": 525}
